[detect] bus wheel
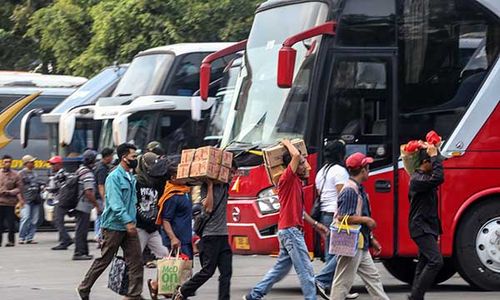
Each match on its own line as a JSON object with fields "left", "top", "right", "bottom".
{"left": 382, "top": 257, "right": 456, "bottom": 285}
{"left": 455, "top": 200, "right": 500, "bottom": 291}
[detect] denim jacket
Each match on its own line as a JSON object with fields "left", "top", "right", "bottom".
{"left": 100, "top": 165, "right": 137, "bottom": 231}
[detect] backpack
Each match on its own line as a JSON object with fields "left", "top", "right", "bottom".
{"left": 57, "top": 168, "right": 90, "bottom": 210}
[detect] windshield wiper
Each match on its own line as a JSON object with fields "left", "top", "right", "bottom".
{"left": 225, "top": 140, "right": 258, "bottom": 150}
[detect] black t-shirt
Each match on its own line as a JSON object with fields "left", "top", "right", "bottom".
{"left": 136, "top": 181, "right": 163, "bottom": 233}
{"left": 95, "top": 162, "right": 110, "bottom": 186}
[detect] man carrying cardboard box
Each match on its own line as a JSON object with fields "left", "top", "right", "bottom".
{"left": 244, "top": 139, "right": 329, "bottom": 300}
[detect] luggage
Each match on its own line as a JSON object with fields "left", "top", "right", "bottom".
{"left": 108, "top": 256, "right": 129, "bottom": 295}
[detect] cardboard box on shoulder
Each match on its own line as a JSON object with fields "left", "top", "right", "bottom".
{"left": 221, "top": 151, "right": 233, "bottom": 168}
{"left": 181, "top": 149, "right": 196, "bottom": 164}
{"left": 265, "top": 165, "right": 285, "bottom": 186}
{"left": 190, "top": 160, "right": 221, "bottom": 181}
{"left": 176, "top": 163, "right": 192, "bottom": 181}
{"left": 218, "top": 166, "right": 230, "bottom": 183}
{"left": 194, "top": 146, "right": 222, "bottom": 164}
{"left": 263, "top": 139, "right": 308, "bottom": 168}
{"left": 262, "top": 139, "right": 307, "bottom": 185}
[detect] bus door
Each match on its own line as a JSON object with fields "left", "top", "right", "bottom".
{"left": 321, "top": 51, "right": 398, "bottom": 257}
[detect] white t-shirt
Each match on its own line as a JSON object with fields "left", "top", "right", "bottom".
{"left": 315, "top": 164, "right": 349, "bottom": 213}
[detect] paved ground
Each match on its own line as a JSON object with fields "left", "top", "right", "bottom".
{"left": 0, "top": 233, "right": 499, "bottom": 299}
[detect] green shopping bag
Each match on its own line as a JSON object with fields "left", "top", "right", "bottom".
{"left": 157, "top": 251, "right": 192, "bottom": 295}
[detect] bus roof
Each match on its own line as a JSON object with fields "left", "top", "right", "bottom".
{"left": 0, "top": 72, "right": 87, "bottom": 88}
{"left": 135, "top": 43, "right": 235, "bottom": 58}
{"left": 0, "top": 87, "right": 77, "bottom": 96}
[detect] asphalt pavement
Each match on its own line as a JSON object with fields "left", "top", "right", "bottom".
{"left": 0, "top": 232, "right": 498, "bottom": 299}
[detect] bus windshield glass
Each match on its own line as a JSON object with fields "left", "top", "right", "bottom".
{"left": 113, "top": 54, "right": 174, "bottom": 97}
{"left": 223, "top": 2, "right": 328, "bottom": 147}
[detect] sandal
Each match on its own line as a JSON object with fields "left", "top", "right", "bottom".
{"left": 147, "top": 279, "right": 158, "bottom": 300}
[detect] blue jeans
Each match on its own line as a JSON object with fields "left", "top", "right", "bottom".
{"left": 315, "top": 212, "right": 337, "bottom": 289}
{"left": 19, "top": 203, "right": 40, "bottom": 241}
{"left": 246, "top": 227, "right": 316, "bottom": 300}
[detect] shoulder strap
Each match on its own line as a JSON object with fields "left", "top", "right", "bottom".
{"left": 319, "top": 164, "right": 334, "bottom": 196}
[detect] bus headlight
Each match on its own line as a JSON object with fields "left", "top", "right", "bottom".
{"left": 257, "top": 188, "right": 280, "bottom": 215}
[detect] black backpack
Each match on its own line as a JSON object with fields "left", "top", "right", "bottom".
{"left": 57, "top": 168, "right": 90, "bottom": 209}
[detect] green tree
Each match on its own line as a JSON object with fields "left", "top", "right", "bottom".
{"left": 27, "top": 0, "right": 92, "bottom": 74}
{"left": 72, "top": 0, "right": 262, "bottom": 77}
{"left": 0, "top": 0, "right": 52, "bottom": 71}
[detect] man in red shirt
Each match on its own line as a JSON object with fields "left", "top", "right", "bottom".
{"left": 244, "top": 140, "right": 329, "bottom": 300}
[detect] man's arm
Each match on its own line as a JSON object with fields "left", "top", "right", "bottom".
{"left": 304, "top": 212, "right": 329, "bottom": 238}
{"left": 7, "top": 174, "right": 23, "bottom": 196}
{"left": 411, "top": 153, "right": 444, "bottom": 192}
{"left": 281, "top": 139, "right": 301, "bottom": 173}
{"left": 161, "top": 197, "right": 180, "bottom": 249}
{"left": 202, "top": 181, "right": 214, "bottom": 213}
{"left": 162, "top": 220, "right": 180, "bottom": 250}
{"left": 98, "top": 185, "right": 106, "bottom": 204}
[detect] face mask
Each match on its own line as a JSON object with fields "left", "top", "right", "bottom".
{"left": 126, "top": 158, "right": 138, "bottom": 169}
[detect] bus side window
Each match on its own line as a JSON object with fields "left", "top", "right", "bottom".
{"left": 324, "top": 58, "right": 392, "bottom": 169}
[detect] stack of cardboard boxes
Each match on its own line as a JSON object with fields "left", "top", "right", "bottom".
{"left": 263, "top": 139, "right": 308, "bottom": 185}
{"left": 177, "top": 146, "right": 234, "bottom": 183}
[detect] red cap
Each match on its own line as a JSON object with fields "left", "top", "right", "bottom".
{"left": 48, "top": 156, "right": 63, "bottom": 164}
{"left": 346, "top": 152, "right": 374, "bottom": 169}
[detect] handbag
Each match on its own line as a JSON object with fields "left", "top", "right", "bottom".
{"left": 108, "top": 256, "right": 129, "bottom": 295}
{"left": 310, "top": 164, "right": 334, "bottom": 221}
{"left": 157, "top": 250, "right": 193, "bottom": 296}
{"left": 329, "top": 215, "right": 364, "bottom": 257}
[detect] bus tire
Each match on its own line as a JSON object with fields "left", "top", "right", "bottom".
{"left": 454, "top": 200, "right": 500, "bottom": 291}
{"left": 382, "top": 257, "right": 456, "bottom": 285}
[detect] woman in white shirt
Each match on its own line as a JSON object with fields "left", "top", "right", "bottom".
{"left": 315, "top": 140, "right": 358, "bottom": 299}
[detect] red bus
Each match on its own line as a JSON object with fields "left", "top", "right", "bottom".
{"left": 201, "top": 0, "right": 500, "bottom": 290}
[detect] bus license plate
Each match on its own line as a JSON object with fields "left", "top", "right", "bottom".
{"left": 234, "top": 236, "right": 250, "bottom": 250}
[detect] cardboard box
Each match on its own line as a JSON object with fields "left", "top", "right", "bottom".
{"left": 221, "top": 151, "right": 233, "bottom": 168}
{"left": 177, "top": 163, "right": 191, "bottom": 180}
{"left": 218, "top": 166, "right": 230, "bottom": 183}
{"left": 263, "top": 139, "right": 308, "bottom": 168}
{"left": 194, "top": 146, "right": 222, "bottom": 164}
{"left": 181, "top": 149, "right": 196, "bottom": 164}
{"left": 190, "top": 160, "right": 221, "bottom": 180}
{"left": 265, "top": 165, "right": 285, "bottom": 186}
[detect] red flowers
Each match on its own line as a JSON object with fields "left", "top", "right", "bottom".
{"left": 426, "top": 130, "right": 442, "bottom": 145}
{"left": 404, "top": 140, "right": 422, "bottom": 153}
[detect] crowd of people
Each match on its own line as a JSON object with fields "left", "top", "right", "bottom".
{"left": 0, "top": 137, "right": 444, "bottom": 300}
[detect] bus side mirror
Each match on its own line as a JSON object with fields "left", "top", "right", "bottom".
{"left": 59, "top": 112, "right": 76, "bottom": 146}
{"left": 277, "top": 47, "right": 297, "bottom": 88}
{"left": 199, "top": 40, "right": 247, "bottom": 101}
{"left": 20, "top": 108, "right": 44, "bottom": 148}
{"left": 276, "top": 21, "right": 336, "bottom": 89}
{"left": 200, "top": 63, "right": 211, "bottom": 101}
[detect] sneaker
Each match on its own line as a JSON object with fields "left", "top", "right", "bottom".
{"left": 52, "top": 244, "right": 69, "bottom": 250}
{"left": 347, "top": 293, "right": 360, "bottom": 299}
{"left": 27, "top": 240, "right": 38, "bottom": 244}
{"left": 76, "top": 287, "right": 89, "bottom": 300}
{"left": 18, "top": 240, "right": 26, "bottom": 244}
{"left": 72, "top": 254, "right": 94, "bottom": 261}
{"left": 5, "top": 242, "right": 15, "bottom": 247}
{"left": 316, "top": 282, "right": 330, "bottom": 300}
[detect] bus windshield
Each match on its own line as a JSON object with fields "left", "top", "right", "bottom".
{"left": 113, "top": 54, "right": 174, "bottom": 97}
{"left": 222, "top": 1, "right": 328, "bottom": 147}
